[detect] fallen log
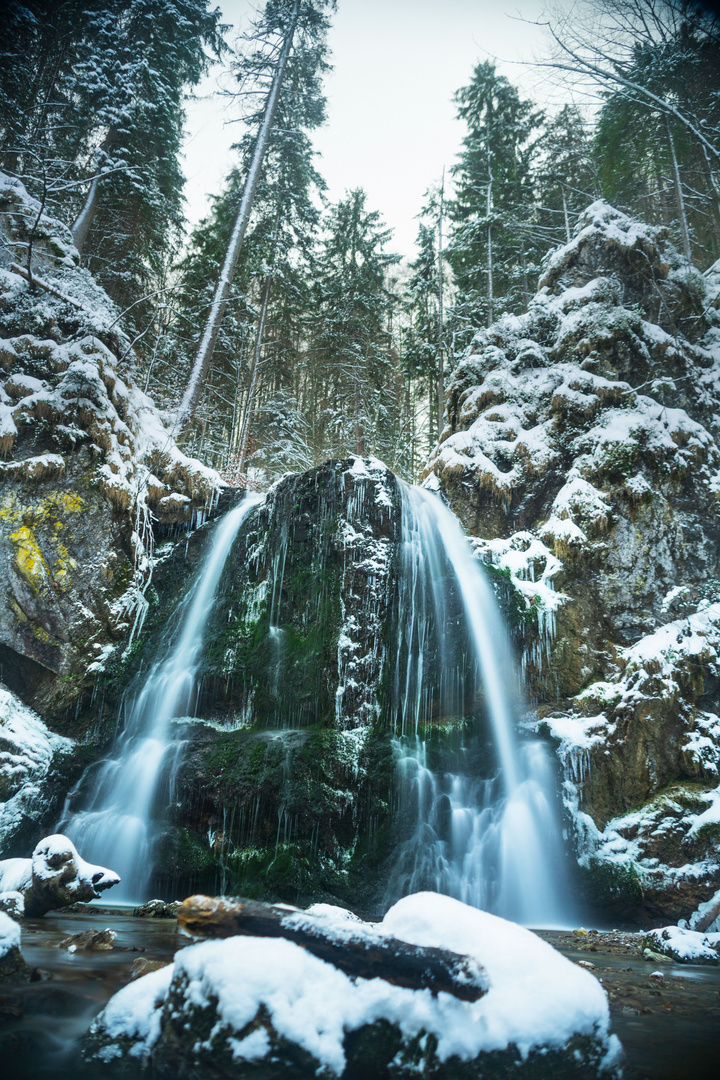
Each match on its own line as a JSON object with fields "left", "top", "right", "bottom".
{"left": 177, "top": 894, "right": 488, "bottom": 1002}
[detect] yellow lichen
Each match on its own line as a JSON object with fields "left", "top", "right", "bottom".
{"left": 9, "top": 524, "right": 52, "bottom": 592}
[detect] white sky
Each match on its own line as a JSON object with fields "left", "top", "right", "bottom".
{"left": 182, "top": 0, "right": 559, "bottom": 259}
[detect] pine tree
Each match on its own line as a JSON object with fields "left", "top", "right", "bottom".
{"left": 448, "top": 62, "right": 543, "bottom": 334}
{"left": 179, "top": 0, "right": 336, "bottom": 429}
{"left": 308, "top": 188, "right": 400, "bottom": 459}
{"left": 535, "top": 105, "right": 597, "bottom": 246}
{"left": 0, "top": 0, "right": 224, "bottom": 337}
{"left": 170, "top": 3, "right": 330, "bottom": 473}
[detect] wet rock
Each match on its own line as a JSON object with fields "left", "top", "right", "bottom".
{"left": 132, "top": 899, "right": 181, "bottom": 919}
{"left": 55, "top": 928, "right": 115, "bottom": 952}
{"left": 0, "top": 833, "right": 119, "bottom": 916}
{"left": 150, "top": 457, "right": 402, "bottom": 905}
{"left": 130, "top": 958, "right": 170, "bottom": 981}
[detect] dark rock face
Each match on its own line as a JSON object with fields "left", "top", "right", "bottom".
{"left": 426, "top": 202, "right": 720, "bottom": 924}
{"left": 150, "top": 458, "right": 402, "bottom": 906}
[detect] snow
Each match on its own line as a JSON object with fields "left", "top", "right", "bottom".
{"left": 0, "top": 910, "right": 21, "bottom": 958}
{"left": 90, "top": 892, "right": 621, "bottom": 1074}
{"left": 93, "top": 964, "right": 172, "bottom": 1061}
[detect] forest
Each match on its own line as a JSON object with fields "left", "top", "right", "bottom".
{"left": 1, "top": 1, "right": 720, "bottom": 1078}
{"left": 4, "top": 0, "right": 720, "bottom": 478}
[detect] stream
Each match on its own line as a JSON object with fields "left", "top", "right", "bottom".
{"left": 1, "top": 911, "right": 718, "bottom": 1079}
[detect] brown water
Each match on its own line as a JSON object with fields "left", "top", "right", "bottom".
{"left": 0, "top": 913, "right": 718, "bottom": 1078}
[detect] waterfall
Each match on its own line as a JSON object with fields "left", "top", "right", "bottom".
{"left": 386, "top": 482, "right": 574, "bottom": 927}
{"left": 61, "top": 495, "right": 262, "bottom": 902}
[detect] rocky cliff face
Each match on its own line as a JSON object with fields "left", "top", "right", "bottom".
{"left": 0, "top": 171, "right": 219, "bottom": 714}
{"left": 427, "top": 202, "right": 720, "bottom": 924}
{"left": 0, "top": 171, "right": 220, "bottom": 851}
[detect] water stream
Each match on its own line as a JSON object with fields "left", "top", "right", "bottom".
{"left": 386, "top": 482, "right": 574, "bottom": 926}
{"left": 59, "top": 494, "right": 262, "bottom": 902}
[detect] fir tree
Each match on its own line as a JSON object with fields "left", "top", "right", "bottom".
{"left": 448, "top": 62, "right": 543, "bottom": 334}
{"left": 308, "top": 188, "right": 400, "bottom": 459}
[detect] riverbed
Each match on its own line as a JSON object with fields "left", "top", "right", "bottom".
{"left": 1, "top": 911, "right": 718, "bottom": 1079}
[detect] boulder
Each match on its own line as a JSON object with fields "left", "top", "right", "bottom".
{"left": 0, "top": 833, "right": 119, "bottom": 916}
{"left": 641, "top": 925, "right": 719, "bottom": 965}
{"left": 85, "top": 892, "right": 623, "bottom": 1078}
{"left": 132, "top": 899, "right": 181, "bottom": 919}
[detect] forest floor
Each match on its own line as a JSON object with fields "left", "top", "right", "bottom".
{"left": 0, "top": 911, "right": 717, "bottom": 1079}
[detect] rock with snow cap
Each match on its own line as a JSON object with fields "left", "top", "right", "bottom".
{"left": 0, "top": 833, "right": 119, "bottom": 916}
{"left": 84, "top": 892, "right": 623, "bottom": 1078}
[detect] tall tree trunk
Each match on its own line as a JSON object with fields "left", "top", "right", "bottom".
{"left": 486, "top": 153, "right": 494, "bottom": 328}
{"left": 666, "top": 116, "right": 692, "bottom": 263}
{"left": 71, "top": 130, "right": 117, "bottom": 253}
{"left": 562, "top": 187, "right": 571, "bottom": 243}
{"left": 238, "top": 275, "right": 272, "bottom": 472}
{"left": 178, "top": 0, "right": 300, "bottom": 432}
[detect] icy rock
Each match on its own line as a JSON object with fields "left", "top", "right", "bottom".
{"left": 85, "top": 892, "right": 622, "bottom": 1078}
{"left": 0, "top": 833, "right": 120, "bottom": 917}
{"left": 641, "top": 926, "right": 719, "bottom": 965}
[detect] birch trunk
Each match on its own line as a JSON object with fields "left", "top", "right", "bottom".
{"left": 178, "top": 0, "right": 300, "bottom": 431}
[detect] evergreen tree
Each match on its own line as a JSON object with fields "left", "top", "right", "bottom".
{"left": 448, "top": 62, "right": 543, "bottom": 334}
{"left": 170, "top": 1, "right": 331, "bottom": 472}
{"left": 308, "top": 188, "right": 400, "bottom": 459}
{"left": 179, "top": 0, "right": 335, "bottom": 428}
{"left": 0, "top": 0, "right": 224, "bottom": 336}
{"left": 535, "top": 105, "right": 598, "bottom": 246}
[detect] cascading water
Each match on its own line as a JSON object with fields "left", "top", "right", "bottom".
{"left": 386, "top": 482, "right": 574, "bottom": 927}
{"left": 60, "top": 494, "right": 262, "bottom": 901}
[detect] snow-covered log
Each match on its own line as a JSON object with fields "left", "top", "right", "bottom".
{"left": 177, "top": 894, "right": 488, "bottom": 1001}
{"left": 0, "top": 833, "right": 119, "bottom": 917}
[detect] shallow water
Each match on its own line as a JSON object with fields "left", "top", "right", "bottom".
{"left": 1, "top": 913, "right": 718, "bottom": 1079}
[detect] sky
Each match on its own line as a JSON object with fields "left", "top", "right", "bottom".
{"left": 182, "top": 0, "right": 560, "bottom": 260}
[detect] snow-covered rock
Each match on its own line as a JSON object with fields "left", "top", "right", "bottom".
{"left": 85, "top": 892, "right": 622, "bottom": 1077}
{"left": 428, "top": 201, "right": 720, "bottom": 922}
{"left": 0, "top": 909, "right": 29, "bottom": 980}
{"left": 0, "top": 833, "right": 119, "bottom": 916}
{"left": 0, "top": 171, "right": 222, "bottom": 710}
{"left": 642, "top": 925, "right": 719, "bottom": 965}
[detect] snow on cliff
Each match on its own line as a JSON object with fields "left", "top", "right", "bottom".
{"left": 0, "top": 684, "right": 73, "bottom": 848}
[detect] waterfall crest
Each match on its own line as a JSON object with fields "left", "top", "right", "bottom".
{"left": 387, "top": 482, "right": 574, "bottom": 927}
{"left": 61, "top": 495, "right": 262, "bottom": 902}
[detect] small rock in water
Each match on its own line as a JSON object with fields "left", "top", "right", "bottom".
{"left": 577, "top": 960, "right": 596, "bottom": 969}
{"left": 56, "top": 928, "right": 115, "bottom": 951}
{"left": 133, "top": 899, "right": 181, "bottom": 919}
{"left": 642, "top": 948, "right": 673, "bottom": 964}
{"left": 649, "top": 971, "right": 664, "bottom": 979}
{"left": 573, "top": 928, "right": 590, "bottom": 937}
{"left": 130, "top": 958, "right": 169, "bottom": 981}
